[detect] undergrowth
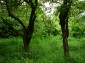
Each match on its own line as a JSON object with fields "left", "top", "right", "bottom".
{"left": 0, "top": 35, "right": 85, "bottom": 63}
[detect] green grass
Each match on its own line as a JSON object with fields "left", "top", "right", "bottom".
{"left": 0, "top": 35, "right": 85, "bottom": 63}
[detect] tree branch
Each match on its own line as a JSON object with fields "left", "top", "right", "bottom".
{"left": 4, "top": 0, "right": 26, "bottom": 30}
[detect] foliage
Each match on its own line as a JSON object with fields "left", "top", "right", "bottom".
{"left": 71, "top": 23, "right": 85, "bottom": 38}
{"left": 68, "top": 0, "right": 85, "bottom": 38}
{"left": 0, "top": 17, "right": 19, "bottom": 38}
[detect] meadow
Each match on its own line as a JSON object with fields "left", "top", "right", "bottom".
{"left": 0, "top": 35, "right": 85, "bottom": 63}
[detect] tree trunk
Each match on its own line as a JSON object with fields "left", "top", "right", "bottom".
{"left": 23, "top": 32, "right": 29, "bottom": 49}
{"left": 60, "top": 17, "right": 69, "bottom": 56}
{"left": 59, "top": 0, "right": 72, "bottom": 57}
{"left": 22, "top": 19, "right": 35, "bottom": 50}
{"left": 62, "top": 28, "right": 69, "bottom": 56}
{"left": 22, "top": 4, "right": 36, "bottom": 50}
{"left": 23, "top": 30, "right": 33, "bottom": 50}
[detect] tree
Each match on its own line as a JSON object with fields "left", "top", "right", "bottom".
{"left": 59, "top": 0, "right": 72, "bottom": 56}
{"left": 4, "top": 0, "right": 38, "bottom": 50}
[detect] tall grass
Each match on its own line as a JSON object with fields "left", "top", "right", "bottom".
{"left": 0, "top": 35, "right": 85, "bottom": 63}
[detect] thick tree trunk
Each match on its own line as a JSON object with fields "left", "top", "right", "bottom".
{"left": 23, "top": 29, "right": 34, "bottom": 50}
{"left": 23, "top": 32, "right": 30, "bottom": 49}
{"left": 22, "top": 21, "right": 35, "bottom": 50}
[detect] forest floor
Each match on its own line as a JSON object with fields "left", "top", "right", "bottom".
{"left": 0, "top": 35, "right": 85, "bottom": 63}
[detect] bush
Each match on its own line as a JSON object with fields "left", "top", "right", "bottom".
{"left": 0, "top": 18, "right": 19, "bottom": 38}
{"left": 71, "top": 24, "right": 85, "bottom": 38}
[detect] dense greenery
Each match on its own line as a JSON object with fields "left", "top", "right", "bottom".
{"left": 0, "top": 0, "right": 85, "bottom": 63}
{"left": 0, "top": 36, "right": 85, "bottom": 63}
